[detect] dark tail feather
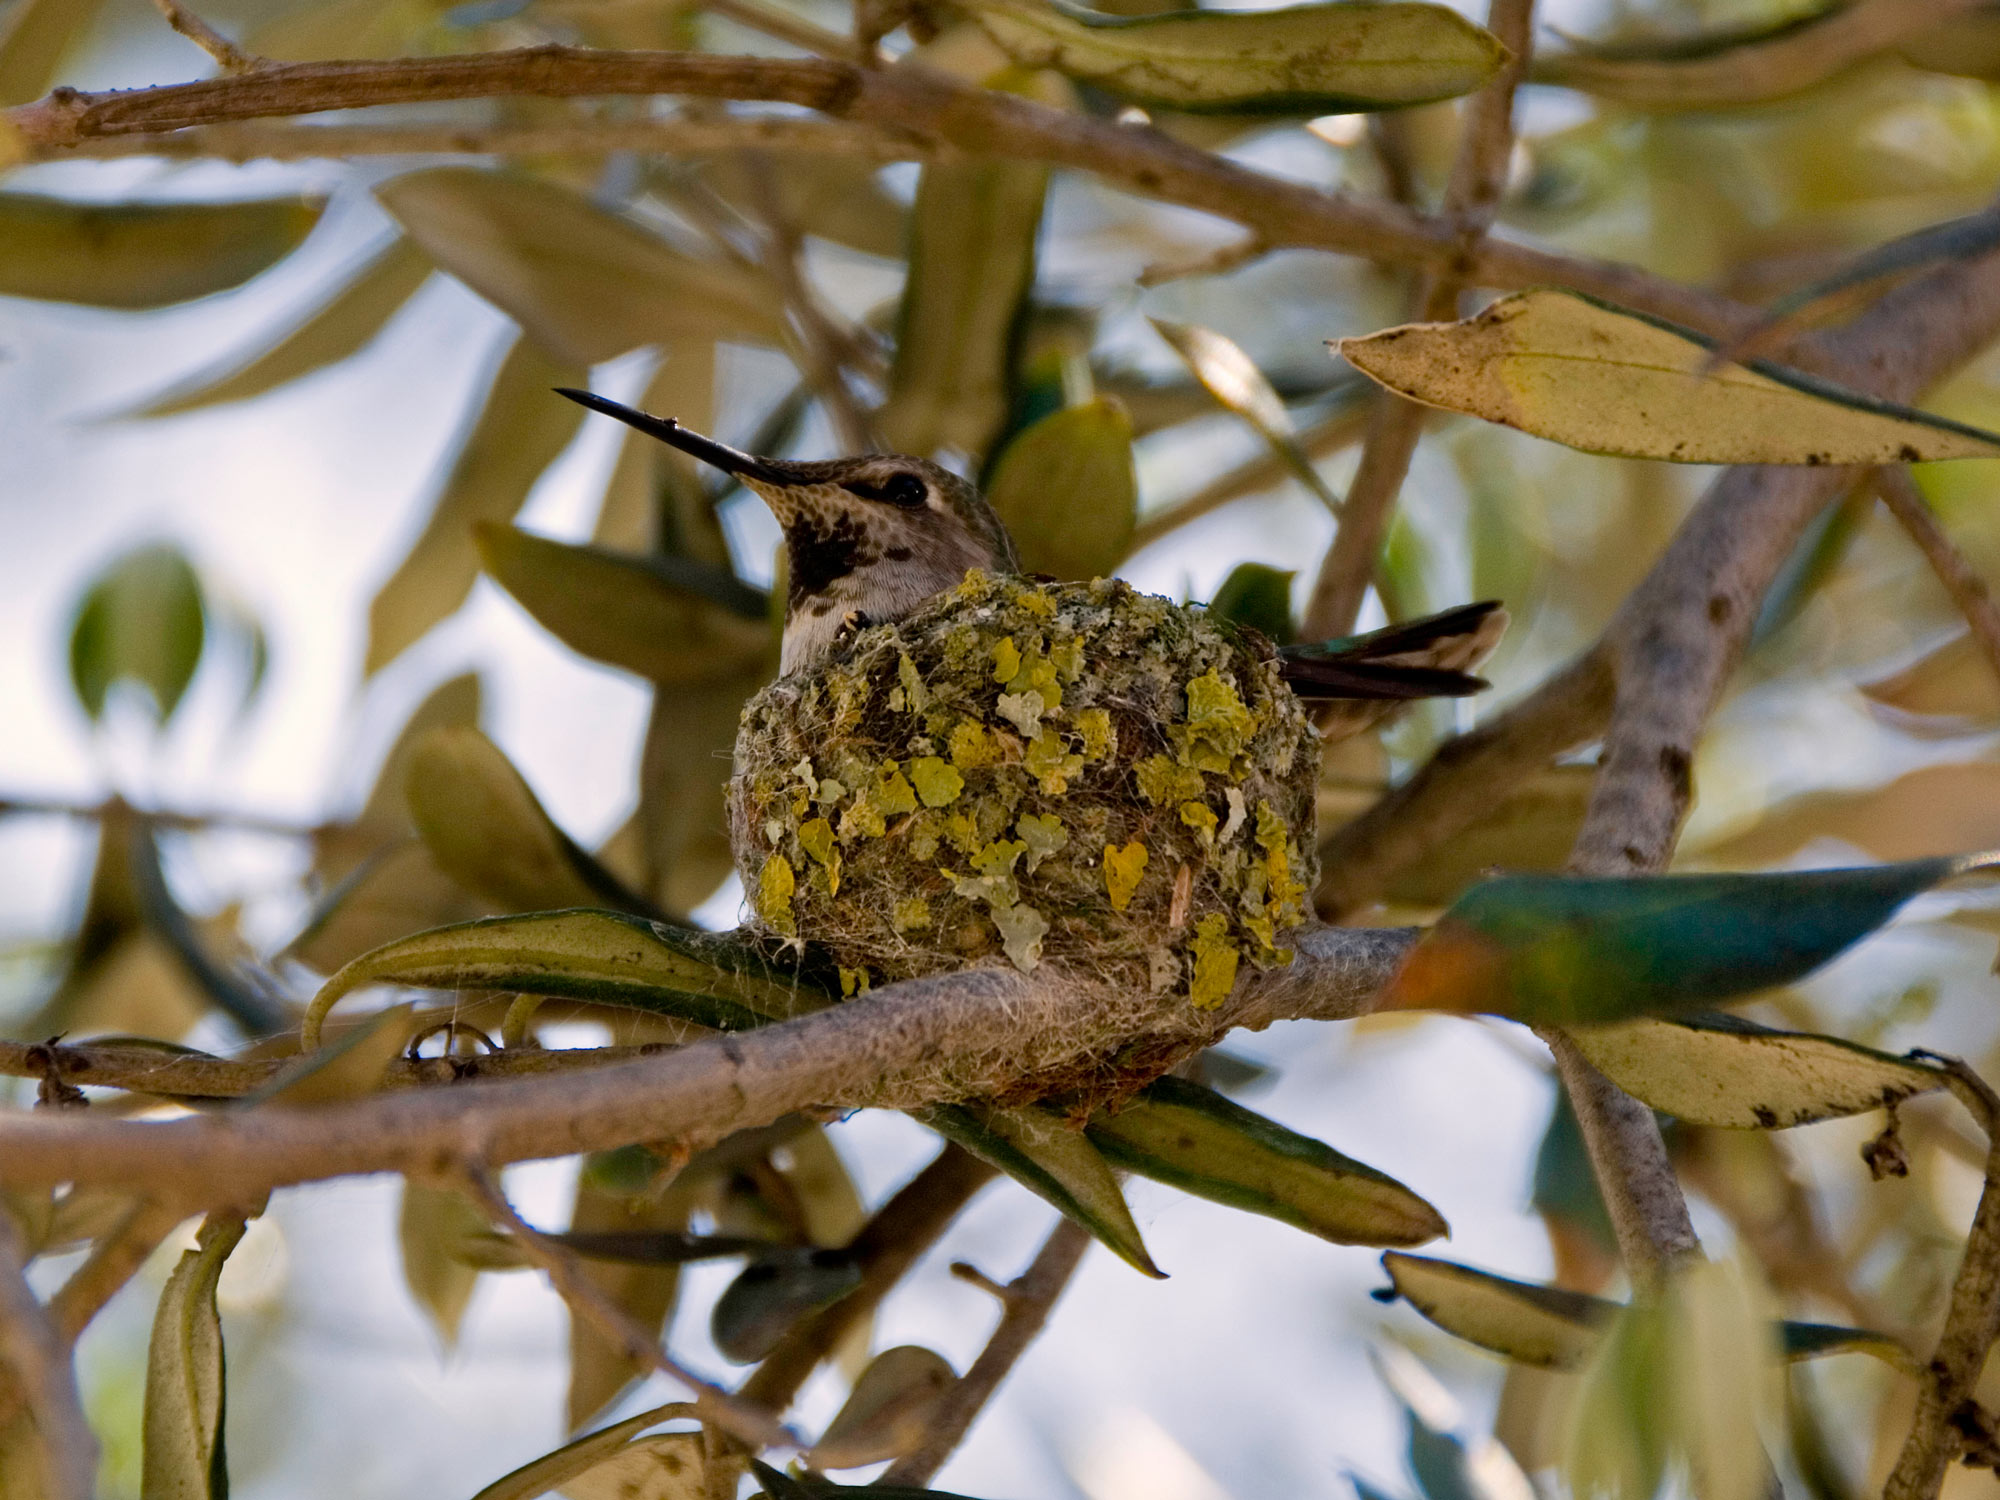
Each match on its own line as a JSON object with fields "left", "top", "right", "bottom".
{"left": 1277, "top": 599, "right": 1506, "bottom": 702}
{"left": 1278, "top": 656, "right": 1489, "bottom": 701}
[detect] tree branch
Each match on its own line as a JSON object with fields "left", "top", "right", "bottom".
{"left": 1301, "top": 0, "right": 1534, "bottom": 642}
{"left": 0, "top": 1217, "right": 95, "bottom": 1500}
{"left": 147, "top": 0, "right": 265, "bottom": 75}
{"left": 877, "top": 1215, "right": 1092, "bottom": 1487}
{"left": 3, "top": 46, "right": 1759, "bottom": 341}
{"left": 1875, "top": 465, "right": 2000, "bottom": 694}
{"left": 0, "top": 925, "right": 1413, "bottom": 1205}
{"left": 1884, "top": 1055, "right": 2000, "bottom": 1498}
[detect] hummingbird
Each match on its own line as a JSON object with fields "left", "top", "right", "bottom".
{"left": 556, "top": 389, "right": 1506, "bottom": 710}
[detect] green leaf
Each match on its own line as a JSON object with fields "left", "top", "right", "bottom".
{"left": 983, "top": 399, "right": 1137, "bottom": 579}
{"left": 398, "top": 1181, "right": 492, "bottom": 1349}
{"left": 249, "top": 1002, "right": 416, "bottom": 1106}
{"left": 365, "top": 335, "right": 586, "bottom": 673}
{"left": 711, "top": 1246, "right": 863, "bottom": 1362}
{"left": 877, "top": 77, "right": 1053, "bottom": 459}
{"left": 1382, "top": 766, "right": 1593, "bottom": 910}
{"left": 143, "top": 1215, "right": 245, "bottom": 1500}
{"left": 0, "top": 192, "right": 322, "bottom": 308}
{"left": 559, "top": 1432, "right": 707, "bottom": 1500}
{"left": 0, "top": 0, "right": 109, "bottom": 106}
{"left": 637, "top": 669, "right": 772, "bottom": 916}
{"left": 468, "top": 1403, "right": 697, "bottom": 1500}
{"left": 1380, "top": 854, "right": 2000, "bottom": 1026}
{"left": 1379, "top": 1252, "right": 1912, "bottom": 1373}
{"left": 132, "top": 238, "right": 432, "bottom": 417}
{"left": 68, "top": 544, "right": 206, "bottom": 724}
{"left": 1207, "top": 563, "right": 1298, "bottom": 645}
{"left": 376, "top": 168, "right": 783, "bottom": 366}
{"left": 403, "top": 725, "right": 655, "bottom": 916}
{"left": 701, "top": 154, "right": 910, "bottom": 261}
{"left": 475, "top": 524, "right": 771, "bottom": 685}
{"left": 1088, "top": 1076, "right": 1446, "bottom": 1247}
{"left": 564, "top": 1174, "right": 702, "bottom": 1430}
{"left": 961, "top": 0, "right": 1506, "bottom": 112}
{"left": 1339, "top": 289, "right": 2000, "bottom": 465}
{"left": 1567, "top": 1013, "right": 1945, "bottom": 1129}
{"left": 918, "top": 1102, "right": 1162, "bottom": 1277}
{"left": 809, "top": 1345, "right": 957, "bottom": 1470}
{"left": 303, "top": 909, "right": 828, "bottom": 1048}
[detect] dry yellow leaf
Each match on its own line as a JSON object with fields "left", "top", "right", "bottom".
{"left": 1339, "top": 289, "right": 2000, "bottom": 464}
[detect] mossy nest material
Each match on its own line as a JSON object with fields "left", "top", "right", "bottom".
{"left": 729, "top": 572, "right": 1320, "bottom": 1025}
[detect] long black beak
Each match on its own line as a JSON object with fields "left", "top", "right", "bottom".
{"left": 555, "top": 388, "right": 785, "bottom": 483}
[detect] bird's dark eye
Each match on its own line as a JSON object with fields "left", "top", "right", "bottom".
{"left": 848, "top": 472, "right": 929, "bottom": 508}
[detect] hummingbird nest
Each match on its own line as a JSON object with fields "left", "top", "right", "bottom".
{"left": 730, "top": 572, "right": 1319, "bottom": 1100}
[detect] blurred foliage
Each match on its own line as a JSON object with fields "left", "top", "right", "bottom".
{"left": 16, "top": 0, "right": 2000, "bottom": 1494}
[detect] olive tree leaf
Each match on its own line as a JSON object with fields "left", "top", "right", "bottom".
{"left": 365, "top": 335, "right": 586, "bottom": 673}
{"left": 377, "top": 168, "right": 783, "bottom": 365}
{"left": 1379, "top": 1253, "right": 1912, "bottom": 1373}
{"left": 1207, "top": 563, "right": 1298, "bottom": 645}
{"left": 142, "top": 1215, "right": 246, "bottom": 1500}
{"left": 249, "top": 1002, "right": 416, "bottom": 1106}
{"left": 564, "top": 1173, "right": 701, "bottom": 1429}
{"left": 638, "top": 667, "right": 772, "bottom": 916}
{"left": 403, "top": 725, "right": 655, "bottom": 917}
{"left": 1380, "top": 853, "right": 2000, "bottom": 1025}
{"left": 286, "top": 842, "right": 493, "bottom": 976}
{"left": 918, "top": 1102, "right": 1162, "bottom": 1277}
{"left": 751, "top": 1458, "right": 987, "bottom": 1499}
{"left": 303, "top": 909, "right": 828, "bottom": 1047}
{"left": 1381, "top": 765, "right": 1593, "bottom": 910}
{"left": 701, "top": 154, "right": 909, "bottom": 261}
{"left": 0, "top": 0, "right": 108, "bottom": 106}
{"left": 876, "top": 69, "right": 1058, "bottom": 459}
{"left": 1088, "top": 1076, "right": 1446, "bottom": 1247}
{"left": 808, "top": 1346, "right": 957, "bottom": 1470}
{"left": 1535, "top": 0, "right": 1962, "bottom": 109}
{"left": 399, "top": 1181, "right": 493, "bottom": 1349}
{"left": 559, "top": 1432, "right": 707, "bottom": 1500}
{"left": 1566, "top": 1013, "right": 1944, "bottom": 1129}
{"left": 960, "top": 0, "right": 1507, "bottom": 112}
{"left": 1151, "top": 318, "right": 1341, "bottom": 514}
{"left": 1861, "top": 632, "right": 2000, "bottom": 725}
{"left": 1338, "top": 289, "right": 2000, "bottom": 464}
{"left": 475, "top": 524, "right": 771, "bottom": 685}
{"left": 712, "top": 1247, "right": 863, "bottom": 1362}
{"left": 0, "top": 193, "right": 323, "bottom": 308}
{"left": 1698, "top": 762, "right": 2000, "bottom": 868}
{"left": 983, "top": 399, "right": 1137, "bottom": 579}
{"left": 467, "top": 1403, "right": 697, "bottom": 1500}
{"left": 132, "top": 238, "right": 432, "bottom": 417}
{"left": 68, "top": 544, "right": 206, "bottom": 724}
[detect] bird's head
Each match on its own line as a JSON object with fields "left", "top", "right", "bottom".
{"left": 558, "top": 389, "right": 1018, "bottom": 672}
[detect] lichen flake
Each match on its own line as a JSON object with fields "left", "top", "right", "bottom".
{"left": 1256, "top": 800, "right": 1306, "bottom": 912}
{"left": 756, "top": 854, "right": 796, "bottom": 936}
{"left": 1179, "top": 801, "right": 1218, "bottom": 845}
{"left": 950, "top": 721, "right": 999, "bottom": 770}
{"left": 991, "top": 637, "right": 1022, "bottom": 684}
{"left": 1023, "top": 729, "right": 1085, "bottom": 793}
{"left": 1134, "top": 754, "right": 1205, "bottom": 806}
{"left": 1075, "top": 707, "right": 1114, "bottom": 760}
{"left": 1016, "top": 812, "right": 1069, "bottom": 873}
{"left": 909, "top": 756, "right": 965, "bottom": 808}
{"left": 798, "top": 817, "right": 836, "bottom": 868}
{"left": 996, "top": 689, "right": 1046, "bottom": 738}
{"left": 1051, "top": 636, "right": 1085, "bottom": 683}
{"left": 1169, "top": 670, "right": 1257, "bottom": 774}
{"left": 993, "top": 903, "right": 1049, "bottom": 971}
{"left": 1189, "top": 913, "right": 1240, "bottom": 1009}
{"left": 838, "top": 967, "right": 871, "bottom": 997}
{"left": 972, "top": 839, "right": 1027, "bottom": 878}
{"left": 892, "top": 896, "right": 933, "bottom": 932}
{"left": 1103, "top": 840, "right": 1149, "bottom": 912}
{"left": 897, "top": 653, "right": 929, "bottom": 712}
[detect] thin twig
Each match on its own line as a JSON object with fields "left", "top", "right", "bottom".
{"left": 0, "top": 1217, "right": 96, "bottom": 1500}
{"left": 2, "top": 47, "right": 1761, "bottom": 345}
{"left": 49, "top": 1199, "right": 186, "bottom": 1344}
{"left": 1875, "top": 465, "right": 2000, "bottom": 693}
{"left": 1884, "top": 1055, "right": 2000, "bottom": 1499}
{"left": 40, "top": 116, "right": 949, "bottom": 164}
{"left": 1136, "top": 234, "right": 1268, "bottom": 289}
{"left": 878, "top": 1216, "right": 1091, "bottom": 1486}
{"left": 147, "top": 0, "right": 266, "bottom": 75}
{"left": 459, "top": 1166, "right": 797, "bottom": 1454}
{"left": 1300, "top": 0, "right": 1534, "bottom": 643}
{"left": 0, "top": 795, "right": 316, "bottom": 839}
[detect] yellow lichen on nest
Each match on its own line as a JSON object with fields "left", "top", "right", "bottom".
{"left": 729, "top": 573, "right": 1320, "bottom": 1010}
